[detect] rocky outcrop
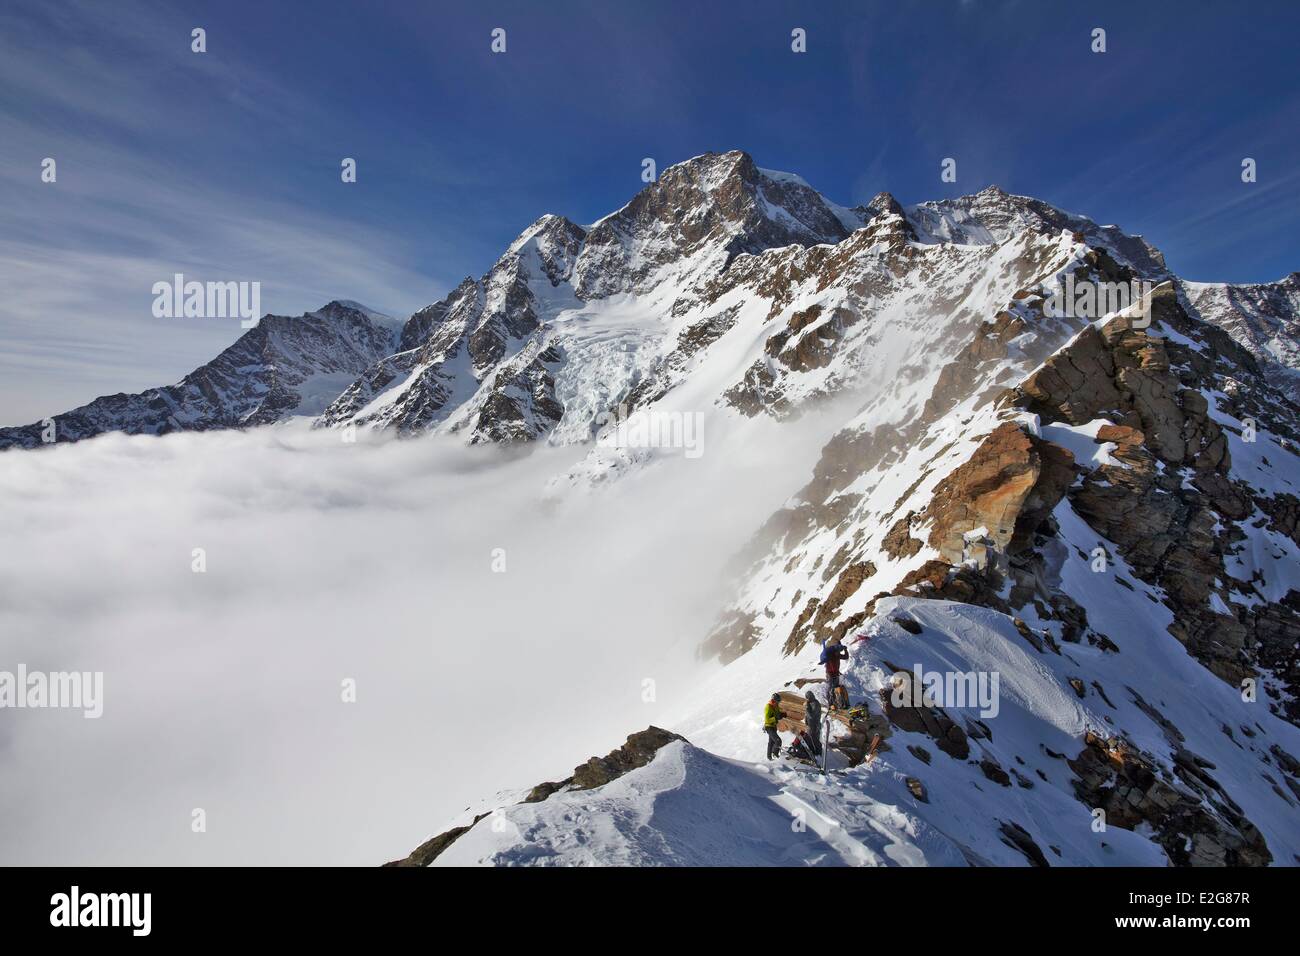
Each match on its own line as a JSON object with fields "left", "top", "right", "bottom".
{"left": 879, "top": 663, "right": 971, "bottom": 761}
{"left": 1010, "top": 291, "right": 1300, "bottom": 697}
{"left": 882, "top": 513, "right": 924, "bottom": 560}
{"left": 1068, "top": 731, "right": 1271, "bottom": 866}
{"left": 923, "top": 422, "right": 1076, "bottom": 565}
{"left": 784, "top": 560, "right": 877, "bottom": 653}
{"left": 524, "top": 726, "right": 689, "bottom": 798}
{"left": 569, "top": 726, "right": 688, "bottom": 790}
{"left": 383, "top": 813, "right": 490, "bottom": 868}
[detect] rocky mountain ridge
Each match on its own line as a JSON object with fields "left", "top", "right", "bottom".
{"left": 0, "top": 300, "right": 399, "bottom": 449}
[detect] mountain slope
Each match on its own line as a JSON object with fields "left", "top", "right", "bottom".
{"left": 429, "top": 588, "right": 1298, "bottom": 867}
{"left": 397, "top": 290, "right": 1300, "bottom": 866}
{"left": 367, "top": 154, "right": 1300, "bottom": 867}
{"left": 1179, "top": 272, "right": 1300, "bottom": 403}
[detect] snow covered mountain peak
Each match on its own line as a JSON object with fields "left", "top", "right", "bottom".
{"left": 0, "top": 300, "right": 399, "bottom": 448}
{"left": 571, "top": 149, "right": 858, "bottom": 301}
{"left": 320, "top": 299, "right": 404, "bottom": 332}
{"left": 905, "top": 186, "right": 1169, "bottom": 277}
{"left": 311, "top": 150, "right": 888, "bottom": 444}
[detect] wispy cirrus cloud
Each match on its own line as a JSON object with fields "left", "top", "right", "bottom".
{"left": 0, "top": 0, "right": 460, "bottom": 425}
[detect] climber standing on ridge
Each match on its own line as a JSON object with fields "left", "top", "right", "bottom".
{"left": 763, "top": 693, "right": 783, "bottom": 760}
{"left": 803, "top": 690, "right": 823, "bottom": 756}
{"left": 820, "top": 639, "right": 849, "bottom": 710}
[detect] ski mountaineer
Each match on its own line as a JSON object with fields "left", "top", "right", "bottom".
{"left": 820, "top": 639, "right": 849, "bottom": 708}
{"left": 803, "top": 690, "right": 823, "bottom": 755}
{"left": 763, "top": 693, "right": 783, "bottom": 760}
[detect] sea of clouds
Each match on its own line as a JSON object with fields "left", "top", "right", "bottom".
{"left": 0, "top": 410, "right": 842, "bottom": 864}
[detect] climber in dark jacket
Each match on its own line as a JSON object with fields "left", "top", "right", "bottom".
{"left": 803, "top": 690, "right": 823, "bottom": 755}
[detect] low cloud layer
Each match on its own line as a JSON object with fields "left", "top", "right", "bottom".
{"left": 0, "top": 412, "right": 840, "bottom": 864}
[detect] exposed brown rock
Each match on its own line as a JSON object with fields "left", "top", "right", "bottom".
{"left": 894, "top": 560, "right": 1010, "bottom": 612}
{"left": 571, "top": 726, "right": 689, "bottom": 790}
{"left": 923, "top": 422, "right": 1076, "bottom": 564}
{"left": 383, "top": 812, "right": 491, "bottom": 868}
{"left": 882, "top": 511, "right": 924, "bottom": 560}
{"left": 1018, "top": 325, "right": 1122, "bottom": 425}
{"left": 879, "top": 668, "right": 971, "bottom": 761}
{"left": 1006, "top": 295, "right": 1300, "bottom": 701}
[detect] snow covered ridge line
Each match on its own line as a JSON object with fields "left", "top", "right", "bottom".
{"left": 151, "top": 272, "right": 261, "bottom": 328}
{"left": 385, "top": 727, "right": 688, "bottom": 867}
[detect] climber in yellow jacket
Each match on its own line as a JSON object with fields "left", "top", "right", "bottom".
{"left": 763, "top": 693, "right": 783, "bottom": 760}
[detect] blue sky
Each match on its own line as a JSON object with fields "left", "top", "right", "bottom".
{"left": 2, "top": 0, "right": 1298, "bottom": 423}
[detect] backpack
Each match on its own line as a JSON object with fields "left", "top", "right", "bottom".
{"left": 787, "top": 735, "right": 814, "bottom": 761}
